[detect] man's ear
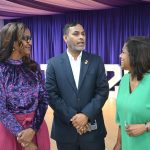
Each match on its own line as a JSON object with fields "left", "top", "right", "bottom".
{"left": 63, "top": 35, "right": 67, "bottom": 43}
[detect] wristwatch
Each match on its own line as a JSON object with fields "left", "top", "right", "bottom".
{"left": 145, "top": 122, "right": 149, "bottom": 132}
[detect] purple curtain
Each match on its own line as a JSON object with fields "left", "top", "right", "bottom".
{"left": 4, "top": 4, "right": 150, "bottom": 64}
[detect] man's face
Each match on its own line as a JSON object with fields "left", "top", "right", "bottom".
{"left": 64, "top": 24, "right": 86, "bottom": 52}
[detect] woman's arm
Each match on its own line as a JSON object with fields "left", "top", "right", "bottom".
{"left": 31, "top": 69, "right": 48, "bottom": 131}
{"left": 113, "top": 126, "right": 122, "bottom": 150}
{"left": 17, "top": 69, "right": 48, "bottom": 144}
{"left": 0, "top": 77, "right": 23, "bottom": 136}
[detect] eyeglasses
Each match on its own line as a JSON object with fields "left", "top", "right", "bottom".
{"left": 22, "top": 35, "right": 32, "bottom": 42}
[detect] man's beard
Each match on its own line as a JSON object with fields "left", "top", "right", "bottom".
{"left": 71, "top": 44, "right": 85, "bottom": 51}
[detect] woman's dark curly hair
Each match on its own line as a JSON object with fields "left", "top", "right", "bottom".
{"left": 126, "top": 36, "right": 150, "bottom": 81}
{"left": 0, "top": 22, "right": 38, "bottom": 72}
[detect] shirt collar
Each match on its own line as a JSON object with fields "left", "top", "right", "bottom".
{"left": 67, "top": 49, "right": 82, "bottom": 61}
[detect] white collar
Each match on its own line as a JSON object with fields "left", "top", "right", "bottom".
{"left": 67, "top": 49, "right": 82, "bottom": 61}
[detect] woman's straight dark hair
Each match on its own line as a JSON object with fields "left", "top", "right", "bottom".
{"left": 126, "top": 36, "right": 150, "bottom": 80}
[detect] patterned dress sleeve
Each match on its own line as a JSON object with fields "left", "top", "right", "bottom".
{"left": 31, "top": 69, "right": 48, "bottom": 131}
{"left": 0, "top": 72, "right": 23, "bottom": 136}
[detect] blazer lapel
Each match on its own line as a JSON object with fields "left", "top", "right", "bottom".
{"left": 78, "top": 52, "right": 90, "bottom": 90}
{"left": 61, "top": 52, "right": 77, "bottom": 92}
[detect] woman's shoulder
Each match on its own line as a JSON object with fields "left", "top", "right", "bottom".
{"left": 119, "top": 73, "right": 129, "bottom": 85}
{"left": 142, "top": 73, "right": 150, "bottom": 82}
{"left": 0, "top": 62, "right": 7, "bottom": 77}
{"left": 121, "top": 73, "right": 129, "bottom": 81}
{"left": 0, "top": 62, "right": 7, "bottom": 71}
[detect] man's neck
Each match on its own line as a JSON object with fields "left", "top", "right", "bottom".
{"left": 68, "top": 49, "right": 81, "bottom": 60}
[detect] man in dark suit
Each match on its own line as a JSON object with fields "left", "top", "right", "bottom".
{"left": 46, "top": 22, "right": 109, "bottom": 150}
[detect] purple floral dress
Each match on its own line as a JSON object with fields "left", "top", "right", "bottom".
{"left": 0, "top": 59, "right": 49, "bottom": 136}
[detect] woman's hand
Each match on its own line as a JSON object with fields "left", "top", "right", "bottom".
{"left": 17, "top": 128, "right": 35, "bottom": 144}
{"left": 125, "top": 124, "right": 146, "bottom": 136}
{"left": 113, "top": 142, "right": 121, "bottom": 150}
{"left": 25, "top": 142, "right": 37, "bottom": 150}
{"left": 113, "top": 126, "right": 122, "bottom": 150}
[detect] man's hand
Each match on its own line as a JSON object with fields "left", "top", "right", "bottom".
{"left": 17, "top": 128, "right": 35, "bottom": 144}
{"left": 77, "top": 124, "right": 90, "bottom": 135}
{"left": 70, "top": 113, "right": 88, "bottom": 130}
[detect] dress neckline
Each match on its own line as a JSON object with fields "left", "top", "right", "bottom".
{"left": 128, "top": 74, "right": 140, "bottom": 94}
{"left": 6, "top": 59, "right": 23, "bottom": 65}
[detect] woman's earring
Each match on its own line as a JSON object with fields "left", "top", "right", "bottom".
{"left": 13, "top": 48, "right": 15, "bottom": 51}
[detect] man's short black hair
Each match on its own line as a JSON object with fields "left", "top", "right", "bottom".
{"left": 63, "top": 22, "right": 80, "bottom": 35}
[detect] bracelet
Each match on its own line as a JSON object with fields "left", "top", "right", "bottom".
{"left": 145, "top": 122, "right": 149, "bottom": 132}
{"left": 21, "top": 143, "right": 29, "bottom": 147}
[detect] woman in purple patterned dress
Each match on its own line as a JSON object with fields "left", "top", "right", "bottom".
{"left": 0, "top": 22, "right": 50, "bottom": 150}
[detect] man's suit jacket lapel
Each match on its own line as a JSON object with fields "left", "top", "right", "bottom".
{"left": 78, "top": 52, "right": 90, "bottom": 91}
{"left": 61, "top": 52, "right": 78, "bottom": 93}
